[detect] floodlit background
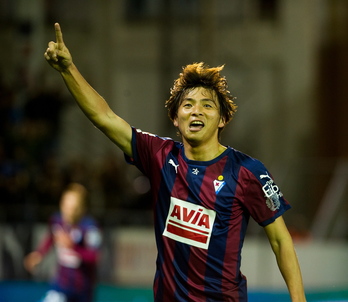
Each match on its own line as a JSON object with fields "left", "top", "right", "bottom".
{"left": 0, "top": 0, "right": 348, "bottom": 301}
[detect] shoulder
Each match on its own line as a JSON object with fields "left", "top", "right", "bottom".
{"left": 133, "top": 127, "right": 175, "bottom": 145}
{"left": 227, "top": 147, "right": 266, "bottom": 172}
{"left": 225, "top": 148, "right": 274, "bottom": 188}
{"left": 132, "top": 127, "right": 181, "bottom": 156}
{"left": 80, "top": 216, "right": 99, "bottom": 228}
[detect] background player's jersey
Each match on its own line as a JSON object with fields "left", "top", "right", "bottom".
{"left": 37, "top": 213, "right": 101, "bottom": 299}
{"left": 126, "top": 128, "right": 291, "bottom": 302}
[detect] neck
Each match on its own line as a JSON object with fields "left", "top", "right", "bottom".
{"left": 183, "top": 142, "right": 226, "bottom": 161}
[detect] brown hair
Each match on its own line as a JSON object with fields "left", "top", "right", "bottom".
{"left": 165, "top": 62, "right": 237, "bottom": 127}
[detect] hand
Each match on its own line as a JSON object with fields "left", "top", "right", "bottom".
{"left": 54, "top": 229, "right": 74, "bottom": 249}
{"left": 23, "top": 251, "right": 42, "bottom": 273}
{"left": 44, "top": 23, "right": 72, "bottom": 72}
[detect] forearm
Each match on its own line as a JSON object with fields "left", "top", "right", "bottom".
{"left": 274, "top": 239, "right": 306, "bottom": 302}
{"left": 36, "top": 234, "right": 54, "bottom": 255}
{"left": 60, "top": 63, "right": 112, "bottom": 129}
{"left": 59, "top": 63, "right": 133, "bottom": 155}
{"left": 265, "top": 217, "right": 306, "bottom": 302}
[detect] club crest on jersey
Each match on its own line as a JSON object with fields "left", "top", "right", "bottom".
{"left": 260, "top": 172, "right": 282, "bottom": 211}
{"left": 163, "top": 197, "right": 216, "bottom": 249}
{"left": 213, "top": 175, "right": 225, "bottom": 194}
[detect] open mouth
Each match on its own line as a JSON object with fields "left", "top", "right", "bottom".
{"left": 189, "top": 120, "right": 204, "bottom": 131}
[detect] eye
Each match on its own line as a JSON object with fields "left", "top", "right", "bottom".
{"left": 183, "top": 103, "right": 192, "bottom": 108}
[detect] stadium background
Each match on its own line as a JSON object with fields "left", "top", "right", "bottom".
{"left": 0, "top": 0, "right": 348, "bottom": 301}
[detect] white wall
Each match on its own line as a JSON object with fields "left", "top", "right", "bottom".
{"left": 111, "top": 228, "right": 348, "bottom": 290}
{"left": 242, "top": 238, "right": 348, "bottom": 290}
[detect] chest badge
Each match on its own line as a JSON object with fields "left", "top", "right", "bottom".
{"left": 213, "top": 175, "right": 226, "bottom": 194}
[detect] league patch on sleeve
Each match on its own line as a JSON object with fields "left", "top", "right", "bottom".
{"left": 260, "top": 172, "right": 282, "bottom": 211}
{"left": 163, "top": 197, "right": 216, "bottom": 249}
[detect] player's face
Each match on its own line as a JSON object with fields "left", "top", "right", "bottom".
{"left": 60, "top": 191, "right": 85, "bottom": 225}
{"left": 173, "top": 87, "right": 225, "bottom": 146}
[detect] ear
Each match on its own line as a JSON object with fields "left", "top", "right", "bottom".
{"left": 218, "top": 117, "right": 225, "bottom": 129}
{"left": 173, "top": 117, "right": 178, "bottom": 127}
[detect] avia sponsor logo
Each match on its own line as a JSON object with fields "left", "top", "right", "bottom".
{"left": 163, "top": 197, "right": 216, "bottom": 249}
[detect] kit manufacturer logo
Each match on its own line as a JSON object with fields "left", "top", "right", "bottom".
{"left": 168, "top": 159, "right": 179, "bottom": 173}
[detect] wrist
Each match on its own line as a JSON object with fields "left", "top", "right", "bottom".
{"left": 60, "top": 62, "right": 75, "bottom": 75}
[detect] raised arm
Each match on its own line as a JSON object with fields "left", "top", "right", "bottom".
{"left": 44, "top": 23, "right": 133, "bottom": 156}
{"left": 264, "top": 216, "right": 307, "bottom": 302}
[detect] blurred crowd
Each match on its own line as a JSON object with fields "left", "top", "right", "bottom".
{"left": 0, "top": 70, "right": 153, "bottom": 282}
{"left": 0, "top": 72, "right": 152, "bottom": 226}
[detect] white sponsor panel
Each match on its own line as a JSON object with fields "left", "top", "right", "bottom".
{"left": 163, "top": 197, "right": 216, "bottom": 249}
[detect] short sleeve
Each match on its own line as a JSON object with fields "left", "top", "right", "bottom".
{"left": 124, "top": 127, "right": 176, "bottom": 176}
{"left": 238, "top": 164, "right": 291, "bottom": 227}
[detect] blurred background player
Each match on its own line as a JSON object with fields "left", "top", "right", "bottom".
{"left": 24, "top": 183, "right": 102, "bottom": 302}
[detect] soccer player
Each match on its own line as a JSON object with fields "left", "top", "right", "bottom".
{"left": 43, "top": 23, "right": 306, "bottom": 301}
{"left": 24, "top": 183, "right": 102, "bottom": 302}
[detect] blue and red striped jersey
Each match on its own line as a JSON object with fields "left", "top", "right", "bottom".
{"left": 126, "top": 127, "right": 291, "bottom": 302}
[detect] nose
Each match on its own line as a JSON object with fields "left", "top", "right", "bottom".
{"left": 191, "top": 104, "right": 203, "bottom": 116}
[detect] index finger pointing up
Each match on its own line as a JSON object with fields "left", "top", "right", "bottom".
{"left": 54, "top": 23, "right": 64, "bottom": 48}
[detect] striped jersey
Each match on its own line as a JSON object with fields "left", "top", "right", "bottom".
{"left": 126, "top": 127, "right": 291, "bottom": 302}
